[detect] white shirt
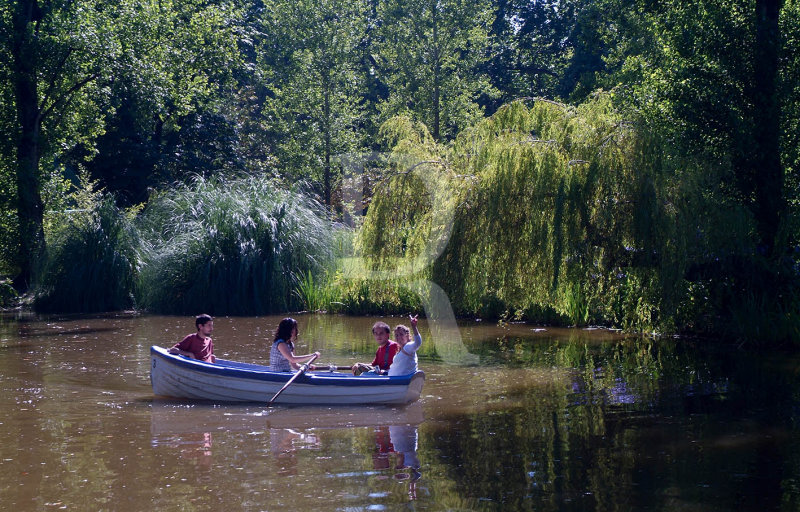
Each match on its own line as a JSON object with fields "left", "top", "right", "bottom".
{"left": 388, "top": 333, "right": 422, "bottom": 376}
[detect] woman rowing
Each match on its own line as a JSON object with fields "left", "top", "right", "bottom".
{"left": 269, "top": 317, "right": 320, "bottom": 371}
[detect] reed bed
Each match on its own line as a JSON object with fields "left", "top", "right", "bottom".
{"left": 33, "top": 196, "right": 139, "bottom": 313}
{"left": 137, "top": 174, "right": 333, "bottom": 315}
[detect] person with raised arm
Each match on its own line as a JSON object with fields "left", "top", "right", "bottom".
{"left": 388, "top": 315, "right": 422, "bottom": 376}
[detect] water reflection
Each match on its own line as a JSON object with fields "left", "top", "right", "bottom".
{"left": 270, "top": 428, "right": 320, "bottom": 477}
{"left": 390, "top": 425, "right": 422, "bottom": 500}
{"left": 154, "top": 432, "right": 214, "bottom": 470}
{"left": 370, "top": 425, "right": 421, "bottom": 498}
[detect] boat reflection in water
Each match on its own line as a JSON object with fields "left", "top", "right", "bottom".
{"left": 149, "top": 399, "right": 424, "bottom": 432}
{"left": 149, "top": 400, "right": 424, "bottom": 496}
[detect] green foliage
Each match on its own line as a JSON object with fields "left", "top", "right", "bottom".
{"left": 357, "top": 115, "right": 457, "bottom": 274}
{"left": 83, "top": 0, "right": 246, "bottom": 204}
{"left": 0, "top": 278, "right": 17, "bottom": 307}
{"left": 0, "top": 0, "right": 797, "bottom": 345}
{"left": 293, "top": 252, "right": 424, "bottom": 315}
{"left": 0, "top": 175, "right": 17, "bottom": 276}
{"left": 358, "top": 95, "right": 777, "bottom": 336}
{"left": 333, "top": 277, "right": 423, "bottom": 316}
{"left": 255, "top": 0, "right": 367, "bottom": 205}
{"left": 782, "top": 0, "right": 800, "bottom": 243}
{"left": 137, "top": 174, "right": 333, "bottom": 315}
{"left": 358, "top": 91, "right": 800, "bottom": 342}
{"left": 723, "top": 287, "right": 800, "bottom": 344}
{"left": 294, "top": 269, "right": 341, "bottom": 313}
{"left": 486, "top": 0, "right": 613, "bottom": 105}
{"left": 32, "top": 175, "right": 140, "bottom": 313}
{"left": 599, "top": 0, "right": 791, "bottom": 255}
{"left": 375, "top": 0, "right": 497, "bottom": 140}
{"left": 0, "top": 5, "right": 15, "bottom": 277}
{"left": 562, "top": 281, "right": 590, "bottom": 327}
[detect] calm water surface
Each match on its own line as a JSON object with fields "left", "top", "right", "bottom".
{"left": 1, "top": 312, "right": 799, "bottom": 511}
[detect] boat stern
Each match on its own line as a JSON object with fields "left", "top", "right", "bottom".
{"left": 404, "top": 371, "right": 425, "bottom": 403}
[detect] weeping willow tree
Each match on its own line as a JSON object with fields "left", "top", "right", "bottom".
{"left": 138, "top": 174, "right": 333, "bottom": 315}
{"left": 359, "top": 94, "right": 750, "bottom": 332}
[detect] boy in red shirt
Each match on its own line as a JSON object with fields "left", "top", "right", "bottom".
{"left": 352, "top": 321, "right": 399, "bottom": 375}
{"left": 168, "top": 314, "right": 216, "bottom": 363}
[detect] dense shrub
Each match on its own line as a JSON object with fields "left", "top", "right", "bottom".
{"left": 137, "top": 174, "right": 333, "bottom": 315}
{"left": 33, "top": 194, "right": 139, "bottom": 313}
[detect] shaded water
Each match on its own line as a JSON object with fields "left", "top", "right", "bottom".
{"left": 1, "top": 312, "right": 800, "bottom": 511}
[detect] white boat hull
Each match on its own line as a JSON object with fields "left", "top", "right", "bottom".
{"left": 150, "top": 346, "right": 425, "bottom": 405}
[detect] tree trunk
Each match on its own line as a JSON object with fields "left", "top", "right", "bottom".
{"left": 12, "top": 0, "right": 45, "bottom": 289}
{"left": 323, "top": 72, "right": 332, "bottom": 207}
{"left": 751, "top": 0, "right": 784, "bottom": 255}
{"left": 431, "top": 1, "right": 441, "bottom": 141}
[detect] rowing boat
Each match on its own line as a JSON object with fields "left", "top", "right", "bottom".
{"left": 149, "top": 346, "right": 425, "bottom": 405}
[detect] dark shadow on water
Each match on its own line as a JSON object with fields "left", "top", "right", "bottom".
{"left": 19, "top": 326, "right": 125, "bottom": 337}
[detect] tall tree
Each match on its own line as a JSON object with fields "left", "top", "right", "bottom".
{"left": 780, "top": 0, "right": 800, "bottom": 225}
{"left": 599, "top": 0, "right": 790, "bottom": 254}
{"left": 9, "top": 0, "right": 115, "bottom": 288}
{"left": 257, "top": 0, "right": 368, "bottom": 206}
{"left": 5, "top": 0, "right": 244, "bottom": 287}
{"left": 750, "top": 0, "right": 784, "bottom": 254}
{"left": 486, "top": 0, "right": 580, "bottom": 106}
{"left": 375, "top": 0, "right": 496, "bottom": 140}
{"left": 1, "top": 5, "right": 18, "bottom": 274}
{"left": 83, "top": 0, "right": 244, "bottom": 204}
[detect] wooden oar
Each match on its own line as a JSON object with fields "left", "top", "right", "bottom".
{"left": 268, "top": 353, "right": 319, "bottom": 405}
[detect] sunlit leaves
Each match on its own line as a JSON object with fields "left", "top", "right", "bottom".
{"left": 255, "top": 0, "right": 368, "bottom": 203}
{"left": 137, "top": 174, "right": 333, "bottom": 315}
{"left": 362, "top": 96, "right": 701, "bottom": 331}
{"left": 375, "top": 0, "right": 497, "bottom": 140}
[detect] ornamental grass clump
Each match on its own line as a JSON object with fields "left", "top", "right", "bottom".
{"left": 137, "top": 174, "right": 332, "bottom": 315}
{"left": 33, "top": 192, "right": 139, "bottom": 313}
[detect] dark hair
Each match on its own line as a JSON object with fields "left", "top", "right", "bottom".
{"left": 274, "top": 317, "right": 298, "bottom": 342}
{"left": 372, "top": 321, "right": 390, "bottom": 334}
{"left": 195, "top": 314, "right": 213, "bottom": 329}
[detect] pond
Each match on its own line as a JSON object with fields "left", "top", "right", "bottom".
{"left": 1, "top": 312, "right": 799, "bottom": 511}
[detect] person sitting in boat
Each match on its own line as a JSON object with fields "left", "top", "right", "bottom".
{"left": 270, "top": 317, "right": 320, "bottom": 371}
{"left": 168, "top": 314, "right": 216, "bottom": 363}
{"left": 388, "top": 315, "right": 422, "bottom": 376}
{"left": 352, "top": 321, "right": 399, "bottom": 376}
